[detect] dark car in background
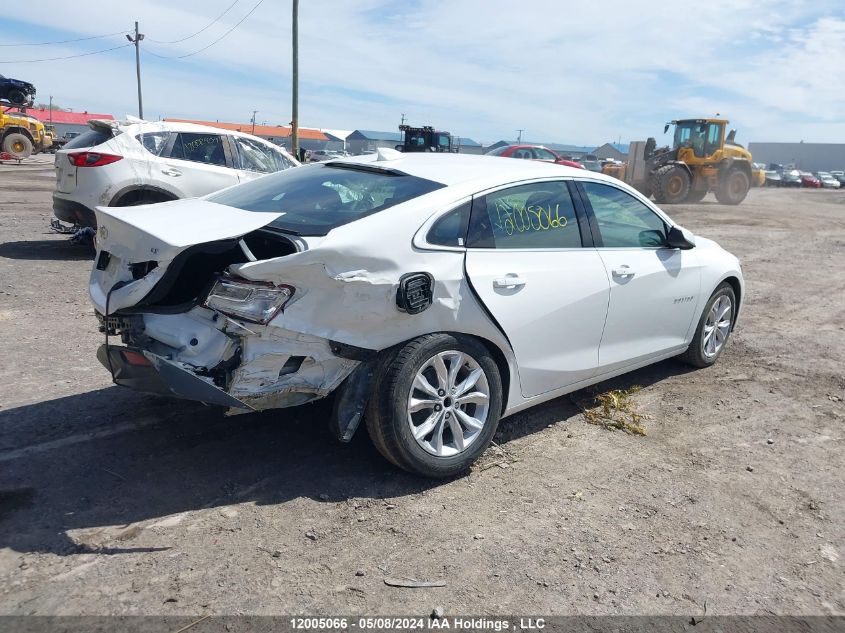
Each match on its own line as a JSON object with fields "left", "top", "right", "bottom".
{"left": 781, "top": 170, "right": 802, "bottom": 187}
{"left": 764, "top": 171, "right": 782, "bottom": 187}
{"left": 485, "top": 144, "right": 584, "bottom": 169}
{"left": 0, "top": 74, "right": 36, "bottom": 106}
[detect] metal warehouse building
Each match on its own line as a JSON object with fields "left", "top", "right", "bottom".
{"left": 748, "top": 142, "right": 845, "bottom": 172}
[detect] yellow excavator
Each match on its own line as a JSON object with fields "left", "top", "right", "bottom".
{"left": 603, "top": 118, "right": 765, "bottom": 205}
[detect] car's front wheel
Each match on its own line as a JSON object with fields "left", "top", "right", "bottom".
{"left": 679, "top": 283, "right": 736, "bottom": 368}
{"left": 366, "top": 334, "right": 502, "bottom": 478}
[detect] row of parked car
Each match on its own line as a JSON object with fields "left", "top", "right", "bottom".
{"left": 762, "top": 163, "right": 843, "bottom": 189}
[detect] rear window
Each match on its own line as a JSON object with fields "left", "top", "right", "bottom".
{"left": 64, "top": 128, "right": 113, "bottom": 150}
{"left": 207, "top": 163, "right": 445, "bottom": 236}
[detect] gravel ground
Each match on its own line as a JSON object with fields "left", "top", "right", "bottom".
{"left": 0, "top": 166, "right": 842, "bottom": 616}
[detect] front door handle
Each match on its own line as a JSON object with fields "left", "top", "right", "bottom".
{"left": 493, "top": 277, "right": 527, "bottom": 288}
{"left": 161, "top": 167, "right": 182, "bottom": 177}
{"left": 612, "top": 266, "right": 635, "bottom": 278}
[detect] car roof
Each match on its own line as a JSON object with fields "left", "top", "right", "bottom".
{"left": 328, "top": 152, "right": 599, "bottom": 188}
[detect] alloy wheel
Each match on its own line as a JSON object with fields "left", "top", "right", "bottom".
{"left": 406, "top": 350, "right": 491, "bottom": 457}
{"left": 702, "top": 295, "right": 732, "bottom": 358}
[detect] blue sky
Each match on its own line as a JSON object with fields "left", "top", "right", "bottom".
{"left": 2, "top": 0, "right": 844, "bottom": 146}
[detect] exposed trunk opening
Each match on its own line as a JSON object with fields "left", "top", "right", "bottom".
{"left": 128, "top": 229, "right": 298, "bottom": 313}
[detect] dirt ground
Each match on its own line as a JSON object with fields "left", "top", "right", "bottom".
{"left": 0, "top": 163, "right": 842, "bottom": 617}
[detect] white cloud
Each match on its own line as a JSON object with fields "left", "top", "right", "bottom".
{"left": 2, "top": 0, "right": 843, "bottom": 144}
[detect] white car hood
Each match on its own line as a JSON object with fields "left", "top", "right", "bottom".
{"left": 95, "top": 199, "right": 284, "bottom": 262}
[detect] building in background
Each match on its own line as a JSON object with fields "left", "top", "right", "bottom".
{"left": 346, "top": 129, "right": 403, "bottom": 155}
{"left": 748, "top": 142, "right": 845, "bottom": 172}
{"left": 453, "top": 137, "right": 483, "bottom": 154}
{"left": 164, "top": 119, "right": 328, "bottom": 151}
{"left": 22, "top": 107, "right": 114, "bottom": 138}
{"left": 321, "top": 129, "right": 352, "bottom": 153}
{"left": 592, "top": 142, "right": 629, "bottom": 161}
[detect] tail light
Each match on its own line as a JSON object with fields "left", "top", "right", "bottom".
{"left": 68, "top": 152, "right": 123, "bottom": 167}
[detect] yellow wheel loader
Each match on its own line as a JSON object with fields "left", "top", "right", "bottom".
{"left": 1, "top": 107, "right": 53, "bottom": 160}
{"left": 603, "top": 118, "right": 764, "bottom": 205}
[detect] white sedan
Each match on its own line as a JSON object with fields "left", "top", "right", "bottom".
{"left": 90, "top": 151, "right": 743, "bottom": 477}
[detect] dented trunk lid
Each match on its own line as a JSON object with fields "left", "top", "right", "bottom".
{"left": 91, "top": 199, "right": 285, "bottom": 314}
{"left": 94, "top": 200, "right": 284, "bottom": 262}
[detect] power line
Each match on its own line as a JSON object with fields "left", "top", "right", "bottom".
{"left": 0, "top": 43, "right": 133, "bottom": 64}
{"left": 144, "top": 0, "right": 264, "bottom": 60}
{"left": 147, "top": 0, "right": 240, "bottom": 44}
{"left": 0, "top": 30, "right": 127, "bottom": 47}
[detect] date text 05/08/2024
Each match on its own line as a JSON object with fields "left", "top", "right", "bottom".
{"left": 289, "top": 617, "right": 547, "bottom": 631}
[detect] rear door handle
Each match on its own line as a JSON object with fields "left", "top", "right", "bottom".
{"left": 493, "top": 277, "right": 527, "bottom": 288}
{"left": 161, "top": 167, "right": 182, "bottom": 177}
{"left": 612, "top": 266, "right": 635, "bottom": 278}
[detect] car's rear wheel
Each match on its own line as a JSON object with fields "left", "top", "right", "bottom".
{"left": 366, "top": 333, "right": 502, "bottom": 478}
{"left": 679, "top": 283, "right": 736, "bottom": 368}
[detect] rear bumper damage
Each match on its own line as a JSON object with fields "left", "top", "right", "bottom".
{"left": 98, "top": 308, "right": 362, "bottom": 415}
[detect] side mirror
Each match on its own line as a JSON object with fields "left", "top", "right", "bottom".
{"left": 666, "top": 225, "right": 696, "bottom": 249}
{"left": 664, "top": 124, "right": 670, "bottom": 134}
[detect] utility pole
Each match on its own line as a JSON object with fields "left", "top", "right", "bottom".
{"left": 48, "top": 95, "right": 53, "bottom": 125}
{"left": 126, "top": 22, "right": 144, "bottom": 119}
{"left": 251, "top": 110, "right": 258, "bottom": 135}
{"left": 290, "top": 0, "right": 299, "bottom": 160}
{"left": 516, "top": 129, "right": 524, "bottom": 143}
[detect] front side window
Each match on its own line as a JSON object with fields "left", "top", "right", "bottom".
{"left": 167, "top": 132, "right": 226, "bottom": 166}
{"left": 208, "top": 163, "right": 445, "bottom": 236}
{"left": 468, "top": 181, "right": 581, "bottom": 249}
{"left": 581, "top": 182, "right": 667, "bottom": 248}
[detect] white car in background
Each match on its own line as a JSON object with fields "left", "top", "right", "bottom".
{"left": 90, "top": 152, "right": 743, "bottom": 478}
{"left": 52, "top": 119, "right": 299, "bottom": 229}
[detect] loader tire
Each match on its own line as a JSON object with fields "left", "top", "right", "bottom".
{"left": 2, "top": 132, "right": 33, "bottom": 159}
{"left": 684, "top": 188, "right": 708, "bottom": 203}
{"left": 714, "top": 170, "right": 750, "bottom": 205}
{"left": 652, "top": 164, "right": 691, "bottom": 204}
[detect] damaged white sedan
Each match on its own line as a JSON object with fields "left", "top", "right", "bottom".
{"left": 91, "top": 151, "right": 743, "bottom": 477}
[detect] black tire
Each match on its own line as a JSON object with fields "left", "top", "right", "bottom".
{"left": 366, "top": 333, "right": 502, "bottom": 478}
{"left": 714, "top": 170, "right": 750, "bottom": 205}
{"left": 2, "top": 132, "right": 33, "bottom": 159}
{"left": 678, "top": 283, "right": 736, "bottom": 368}
{"left": 684, "top": 188, "right": 708, "bottom": 203}
{"left": 634, "top": 182, "right": 654, "bottom": 199}
{"left": 7, "top": 89, "right": 27, "bottom": 105}
{"left": 652, "top": 164, "right": 691, "bottom": 204}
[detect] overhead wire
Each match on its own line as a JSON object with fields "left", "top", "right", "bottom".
{"left": 0, "top": 31, "right": 127, "bottom": 47}
{"left": 144, "top": 0, "right": 264, "bottom": 59}
{"left": 146, "top": 0, "right": 240, "bottom": 44}
{"left": 0, "top": 43, "right": 133, "bottom": 64}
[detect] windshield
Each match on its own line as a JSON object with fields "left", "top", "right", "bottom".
{"left": 207, "top": 162, "right": 445, "bottom": 236}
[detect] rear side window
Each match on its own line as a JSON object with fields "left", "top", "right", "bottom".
{"left": 427, "top": 202, "right": 470, "bottom": 247}
{"left": 135, "top": 132, "right": 170, "bottom": 156}
{"left": 208, "top": 163, "right": 444, "bottom": 236}
{"left": 64, "top": 129, "right": 112, "bottom": 150}
{"left": 167, "top": 132, "right": 227, "bottom": 167}
{"left": 468, "top": 181, "right": 581, "bottom": 249}
{"left": 233, "top": 136, "right": 293, "bottom": 173}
